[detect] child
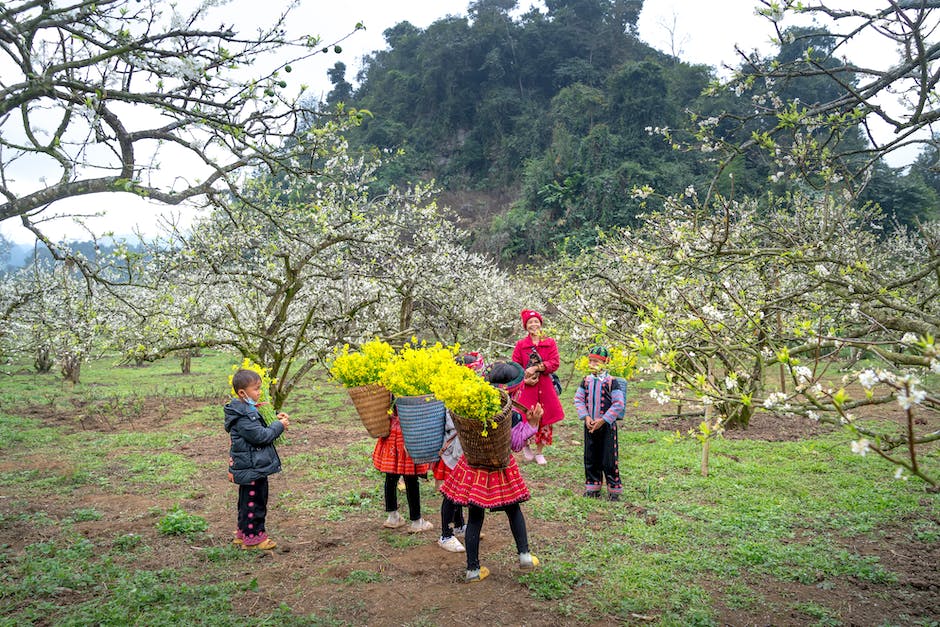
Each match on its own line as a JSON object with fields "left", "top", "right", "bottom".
{"left": 373, "top": 405, "right": 434, "bottom": 533}
{"left": 573, "top": 346, "right": 626, "bottom": 501}
{"left": 435, "top": 410, "right": 467, "bottom": 552}
{"left": 440, "top": 360, "right": 543, "bottom": 583}
{"left": 434, "top": 353, "right": 485, "bottom": 553}
{"left": 225, "top": 368, "right": 290, "bottom": 550}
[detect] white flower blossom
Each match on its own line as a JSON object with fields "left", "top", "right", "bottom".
{"left": 650, "top": 389, "right": 671, "bottom": 405}
{"left": 851, "top": 439, "right": 870, "bottom": 456}
{"left": 894, "top": 467, "right": 906, "bottom": 480}
{"left": 724, "top": 376, "right": 738, "bottom": 390}
{"left": 897, "top": 387, "right": 926, "bottom": 410}
{"left": 793, "top": 366, "right": 813, "bottom": 386}
{"left": 900, "top": 332, "right": 919, "bottom": 346}
{"left": 931, "top": 360, "right": 940, "bottom": 374}
{"left": 807, "top": 410, "right": 819, "bottom": 422}
{"left": 814, "top": 264, "right": 830, "bottom": 277}
{"left": 762, "top": 391, "right": 787, "bottom": 409}
{"left": 858, "top": 369, "right": 878, "bottom": 390}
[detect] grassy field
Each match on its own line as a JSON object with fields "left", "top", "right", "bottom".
{"left": 0, "top": 351, "right": 937, "bottom": 626}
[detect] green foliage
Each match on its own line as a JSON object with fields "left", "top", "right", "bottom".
{"left": 156, "top": 506, "right": 208, "bottom": 536}
{"left": 0, "top": 352, "right": 936, "bottom": 625}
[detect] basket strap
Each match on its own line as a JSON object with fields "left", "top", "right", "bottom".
{"left": 438, "top": 434, "right": 458, "bottom": 458}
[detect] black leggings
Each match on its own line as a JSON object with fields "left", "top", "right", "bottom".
{"left": 384, "top": 473, "right": 421, "bottom": 521}
{"left": 465, "top": 503, "right": 528, "bottom": 571}
{"left": 440, "top": 496, "right": 465, "bottom": 538}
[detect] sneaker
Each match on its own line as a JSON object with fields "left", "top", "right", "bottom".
{"left": 465, "top": 566, "right": 490, "bottom": 583}
{"left": 383, "top": 512, "right": 406, "bottom": 529}
{"left": 232, "top": 531, "right": 243, "bottom": 545}
{"left": 534, "top": 454, "right": 547, "bottom": 465}
{"left": 408, "top": 518, "right": 433, "bottom": 533}
{"left": 243, "top": 538, "right": 277, "bottom": 550}
{"left": 583, "top": 491, "right": 600, "bottom": 499}
{"left": 608, "top": 493, "right": 621, "bottom": 502}
{"left": 452, "top": 525, "right": 466, "bottom": 538}
{"left": 522, "top": 445, "right": 535, "bottom": 462}
{"left": 519, "top": 553, "right": 540, "bottom": 570}
{"left": 438, "top": 535, "right": 466, "bottom": 553}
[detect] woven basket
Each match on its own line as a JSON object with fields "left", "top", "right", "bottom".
{"left": 452, "top": 390, "right": 513, "bottom": 470}
{"left": 395, "top": 394, "right": 446, "bottom": 464}
{"left": 347, "top": 384, "right": 391, "bottom": 438}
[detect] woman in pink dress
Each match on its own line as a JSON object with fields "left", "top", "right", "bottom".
{"left": 512, "top": 309, "right": 565, "bottom": 464}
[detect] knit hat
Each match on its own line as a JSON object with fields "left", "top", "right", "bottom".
{"left": 521, "top": 309, "right": 543, "bottom": 326}
{"left": 485, "top": 360, "right": 525, "bottom": 394}
{"left": 587, "top": 345, "right": 610, "bottom": 362}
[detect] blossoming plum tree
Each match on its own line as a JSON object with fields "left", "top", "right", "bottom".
{"left": 0, "top": 0, "right": 362, "bottom": 235}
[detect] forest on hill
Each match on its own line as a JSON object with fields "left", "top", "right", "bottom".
{"left": 322, "top": 0, "right": 939, "bottom": 263}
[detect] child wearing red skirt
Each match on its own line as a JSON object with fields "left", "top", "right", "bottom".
{"left": 440, "top": 361, "right": 543, "bottom": 582}
{"left": 373, "top": 410, "right": 433, "bottom": 533}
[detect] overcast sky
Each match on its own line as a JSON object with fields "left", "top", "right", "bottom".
{"left": 0, "top": 1, "right": 897, "bottom": 245}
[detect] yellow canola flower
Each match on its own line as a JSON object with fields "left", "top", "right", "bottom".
{"left": 328, "top": 339, "right": 395, "bottom": 388}
{"left": 431, "top": 362, "right": 502, "bottom": 433}
{"left": 381, "top": 341, "right": 457, "bottom": 397}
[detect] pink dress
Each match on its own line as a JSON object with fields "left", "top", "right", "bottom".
{"left": 512, "top": 335, "right": 565, "bottom": 428}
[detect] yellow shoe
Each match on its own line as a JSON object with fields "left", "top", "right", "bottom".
{"left": 244, "top": 538, "right": 277, "bottom": 550}
{"left": 520, "top": 553, "right": 539, "bottom": 570}
{"left": 465, "top": 566, "right": 490, "bottom": 583}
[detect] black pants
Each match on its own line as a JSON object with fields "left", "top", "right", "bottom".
{"left": 584, "top": 422, "right": 622, "bottom": 494}
{"left": 440, "top": 496, "right": 465, "bottom": 538}
{"left": 465, "top": 503, "right": 528, "bottom": 571}
{"left": 384, "top": 473, "right": 421, "bottom": 521}
{"left": 237, "top": 476, "right": 269, "bottom": 541}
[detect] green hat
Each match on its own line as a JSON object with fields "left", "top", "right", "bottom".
{"left": 587, "top": 345, "right": 610, "bottom": 362}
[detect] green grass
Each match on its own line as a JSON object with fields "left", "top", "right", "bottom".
{"left": 0, "top": 351, "right": 936, "bottom": 626}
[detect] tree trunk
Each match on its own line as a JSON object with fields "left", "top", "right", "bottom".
{"left": 180, "top": 352, "right": 192, "bottom": 374}
{"left": 61, "top": 354, "right": 81, "bottom": 384}
{"left": 35, "top": 346, "right": 54, "bottom": 373}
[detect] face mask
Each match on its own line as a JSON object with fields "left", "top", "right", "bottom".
{"left": 240, "top": 395, "right": 256, "bottom": 407}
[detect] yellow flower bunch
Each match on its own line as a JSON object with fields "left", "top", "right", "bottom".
{"left": 431, "top": 361, "right": 503, "bottom": 435}
{"left": 575, "top": 345, "right": 638, "bottom": 380}
{"left": 328, "top": 339, "right": 395, "bottom": 388}
{"left": 229, "top": 357, "right": 276, "bottom": 421}
{"left": 380, "top": 340, "right": 458, "bottom": 397}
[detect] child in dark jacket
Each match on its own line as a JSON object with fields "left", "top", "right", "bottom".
{"left": 224, "top": 368, "right": 290, "bottom": 550}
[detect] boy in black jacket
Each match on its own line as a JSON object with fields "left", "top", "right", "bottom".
{"left": 224, "top": 368, "right": 290, "bottom": 549}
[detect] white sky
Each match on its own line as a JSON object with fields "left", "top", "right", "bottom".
{"left": 0, "top": 1, "right": 906, "bottom": 245}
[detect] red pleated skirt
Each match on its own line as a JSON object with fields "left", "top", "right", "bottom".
{"left": 372, "top": 416, "right": 430, "bottom": 475}
{"left": 440, "top": 455, "right": 530, "bottom": 509}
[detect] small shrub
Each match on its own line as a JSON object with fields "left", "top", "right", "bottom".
{"left": 69, "top": 508, "right": 103, "bottom": 522}
{"left": 112, "top": 533, "right": 142, "bottom": 551}
{"left": 156, "top": 506, "right": 208, "bottom": 536}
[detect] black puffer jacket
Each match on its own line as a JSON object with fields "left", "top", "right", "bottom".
{"left": 224, "top": 399, "right": 284, "bottom": 485}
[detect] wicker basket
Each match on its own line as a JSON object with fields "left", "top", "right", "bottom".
{"left": 347, "top": 384, "right": 391, "bottom": 438}
{"left": 395, "top": 394, "right": 446, "bottom": 464}
{"left": 452, "top": 390, "right": 513, "bottom": 470}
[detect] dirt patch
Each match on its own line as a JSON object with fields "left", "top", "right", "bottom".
{"left": 2, "top": 393, "right": 938, "bottom": 626}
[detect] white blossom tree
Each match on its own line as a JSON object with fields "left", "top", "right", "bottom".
{"left": 0, "top": 0, "right": 361, "bottom": 232}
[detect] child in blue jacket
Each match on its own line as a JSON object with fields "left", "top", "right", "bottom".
{"left": 573, "top": 346, "right": 626, "bottom": 501}
{"left": 224, "top": 368, "right": 290, "bottom": 549}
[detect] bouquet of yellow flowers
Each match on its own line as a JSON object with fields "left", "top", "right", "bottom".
{"left": 380, "top": 340, "right": 457, "bottom": 398}
{"left": 431, "top": 361, "right": 503, "bottom": 436}
{"left": 328, "top": 339, "right": 395, "bottom": 388}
